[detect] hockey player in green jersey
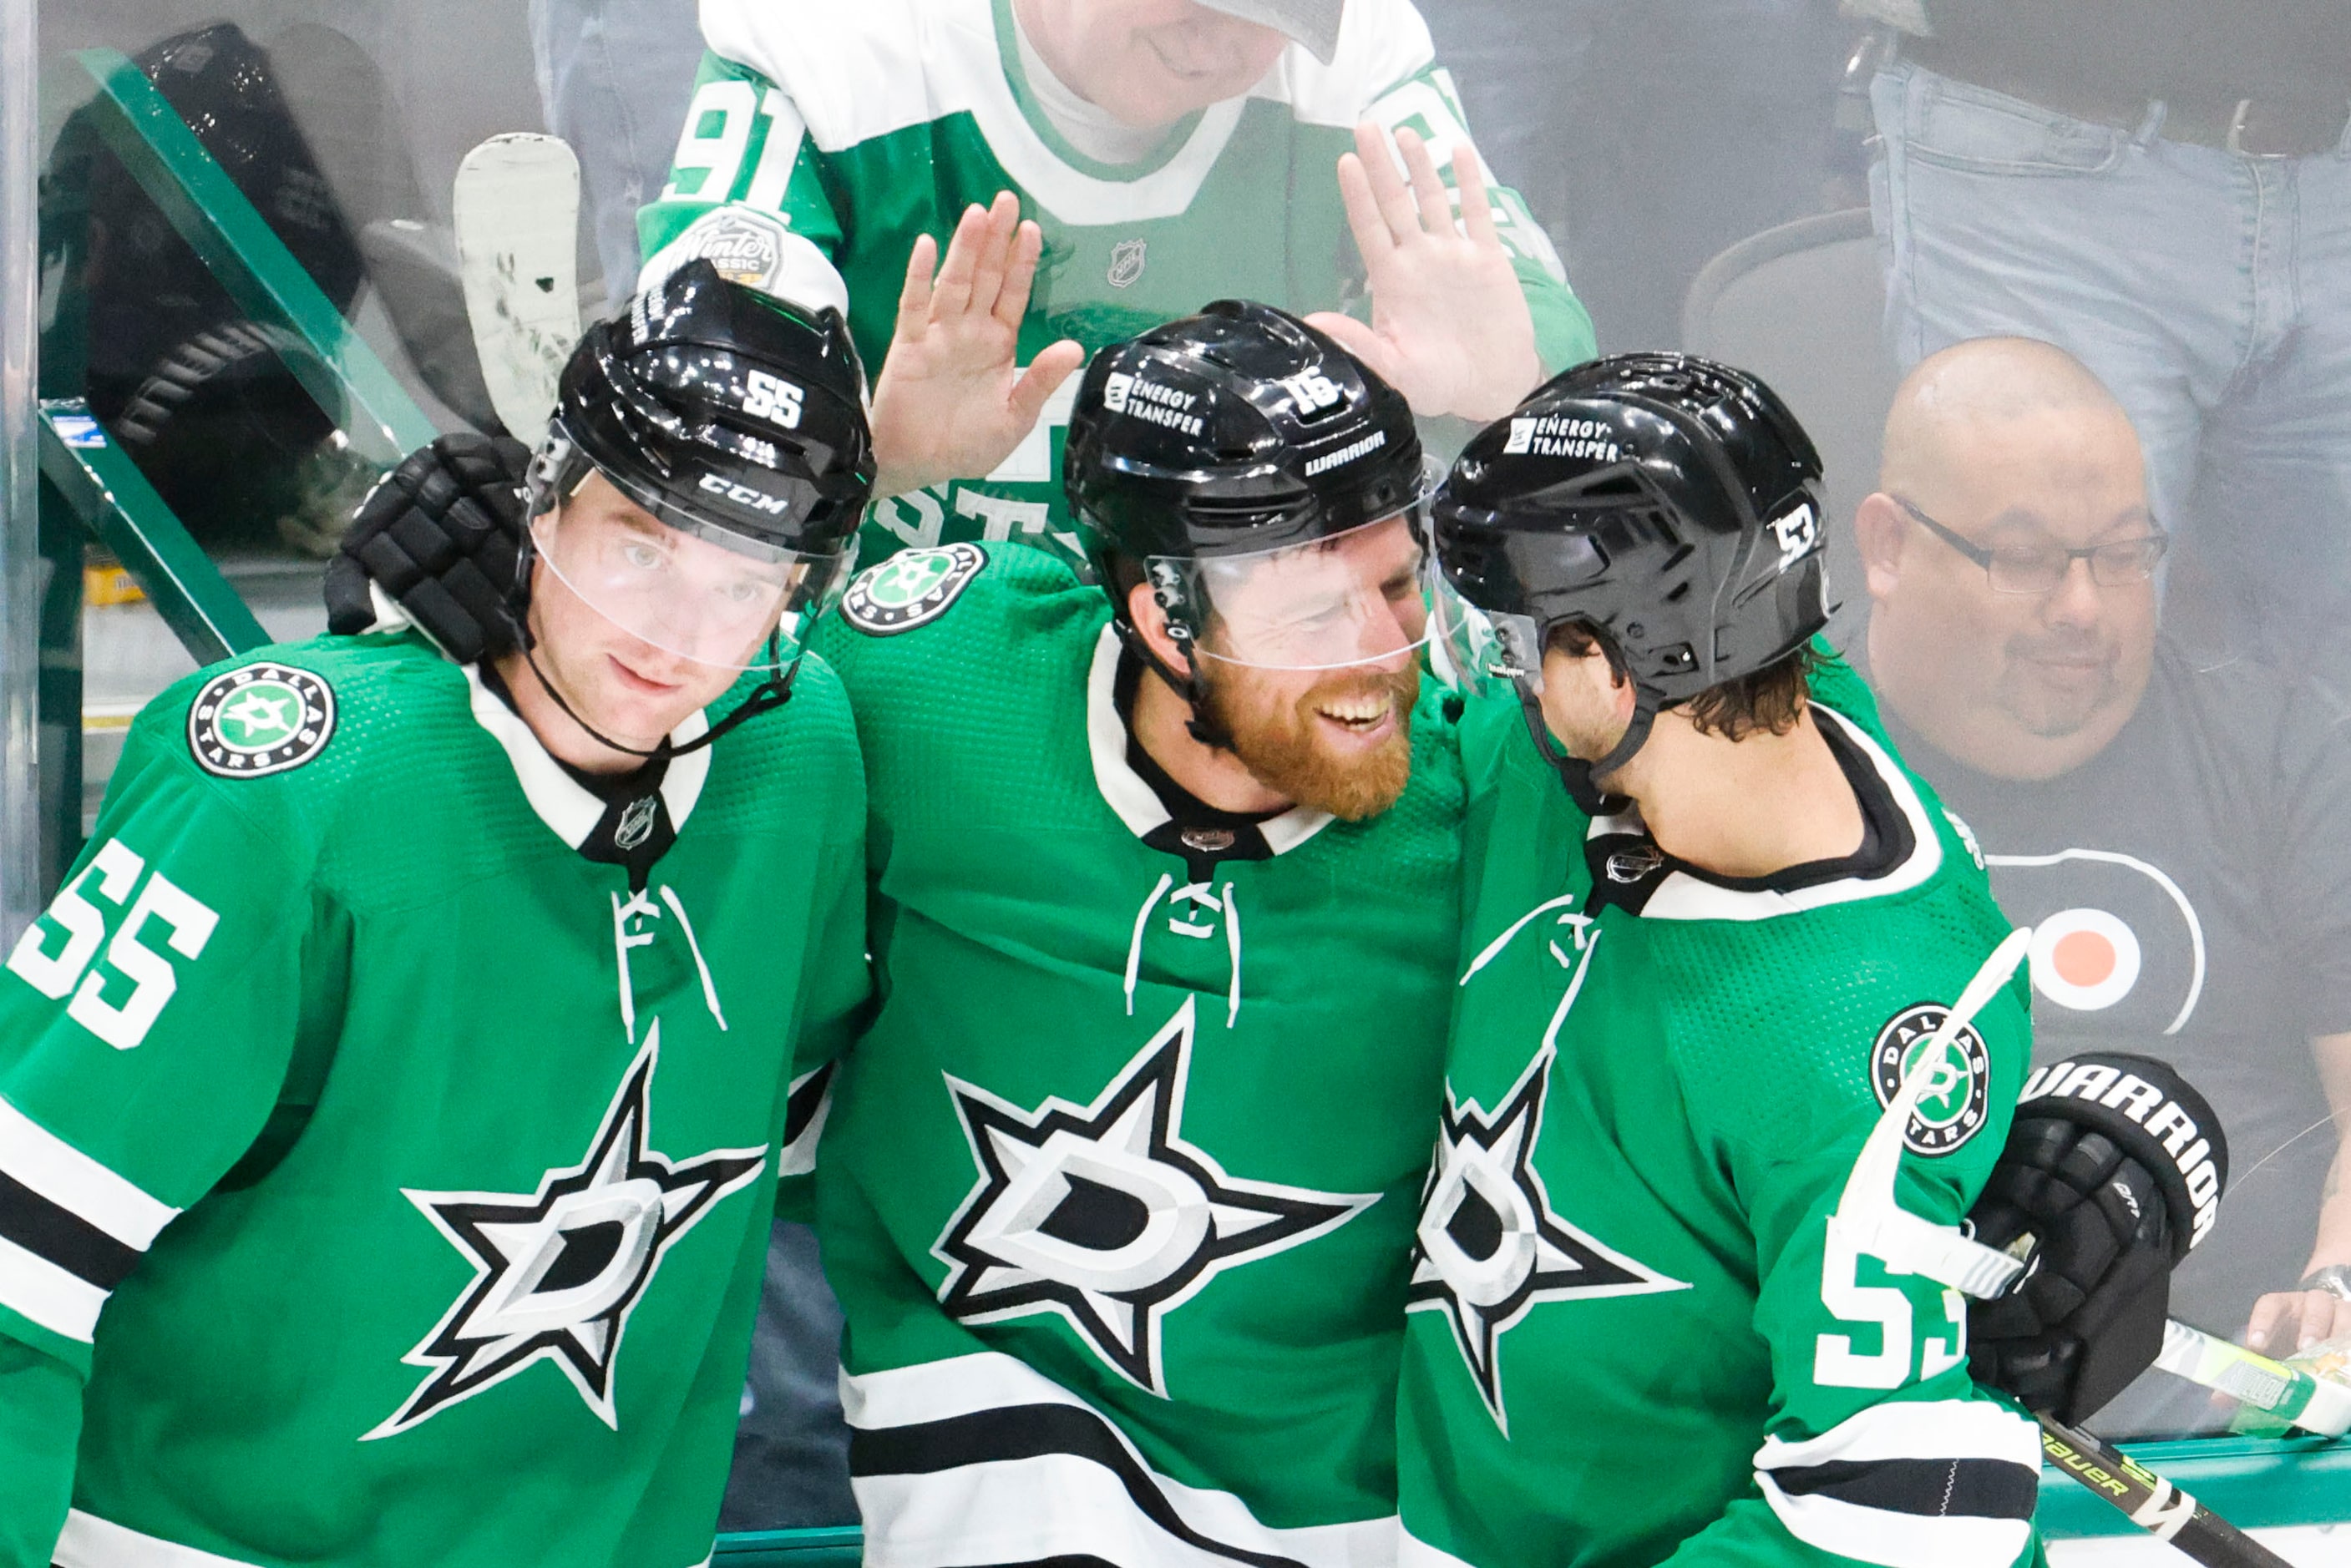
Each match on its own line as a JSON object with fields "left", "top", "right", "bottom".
{"left": 795, "top": 295, "right": 1464, "bottom": 1565}
{"left": 0, "top": 264, "right": 874, "bottom": 1568}
{"left": 1404, "top": 356, "right": 2043, "bottom": 1568}
{"left": 635, "top": 0, "right": 1595, "bottom": 564}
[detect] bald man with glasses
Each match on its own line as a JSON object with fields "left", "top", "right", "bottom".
{"left": 1856, "top": 335, "right": 2351, "bottom": 1432}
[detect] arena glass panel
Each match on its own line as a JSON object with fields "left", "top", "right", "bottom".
{"left": 3, "top": 0, "right": 2348, "bottom": 1560}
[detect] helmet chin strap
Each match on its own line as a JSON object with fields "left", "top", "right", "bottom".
{"left": 502, "top": 531, "right": 798, "bottom": 763}
{"left": 1511, "top": 680, "right": 1660, "bottom": 817}
{"left": 517, "top": 628, "right": 797, "bottom": 764}
{"left": 1111, "top": 619, "right": 1235, "bottom": 751}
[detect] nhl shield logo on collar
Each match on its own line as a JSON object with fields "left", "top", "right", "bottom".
{"left": 188, "top": 662, "right": 336, "bottom": 778}
{"left": 1107, "top": 238, "right": 1148, "bottom": 290}
{"left": 840, "top": 543, "right": 987, "bottom": 636}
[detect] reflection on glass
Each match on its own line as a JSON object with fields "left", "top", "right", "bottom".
{"left": 1857, "top": 336, "right": 2351, "bottom": 1439}
{"left": 19, "top": 0, "right": 2351, "bottom": 1518}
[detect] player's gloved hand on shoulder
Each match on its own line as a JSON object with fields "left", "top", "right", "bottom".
{"left": 326, "top": 432, "right": 530, "bottom": 664}
{"left": 1964, "top": 1053, "right": 2228, "bottom": 1425}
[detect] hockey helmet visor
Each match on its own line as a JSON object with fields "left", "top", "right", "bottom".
{"left": 1427, "top": 511, "right": 1614, "bottom": 697}
{"left": 1151, "top": 510, "right": 1431, "bottom": 672}
{"left": 526, "top": 261, "right": 874, "bottom": 671}
{"left": 530, "top": 482, "right": 849, "bottom": 672}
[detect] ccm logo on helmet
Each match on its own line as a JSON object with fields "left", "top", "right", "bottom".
{"left": 742, "top": 370, "right": 804, "bottom": 429}
{"left": 2021, "top": 1058, "right": 2222, "bottom": 1246}
{"left": 697, "top": 473, "right": 791, "bottom": 516}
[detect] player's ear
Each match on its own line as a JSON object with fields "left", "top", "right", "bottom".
{"left": 1608, "top": 660, "right": 1637, "bottom": 724}
{"left": 1853, "top": 493, "right": 1909, "bottom": 603}
{"left": 1126, "top": 580, "right": 1197, "bottom": 680}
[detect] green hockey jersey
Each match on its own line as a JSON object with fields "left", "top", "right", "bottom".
{"left": 804, "top": 541, "right": 1463, "bottom": 1565}
{"left": 637, "top": 0, "right": 1595, "bottom": 566}
{"left": 1396, "top": 673, "right": 2044, "bottom": 1568}
{"left": 0, "top": 632, "right": 866, "bottom": 1568}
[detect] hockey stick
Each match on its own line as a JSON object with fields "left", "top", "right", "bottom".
{"left": 2153, "top": 1318, "right": 2351, "bottom": 1437}
{"left": 1832, "top": 926, "right": 2035, "bottom": 1296}
{"left": 1829, "top": 934, "right": 2306, "bottom": 1562}
{"left": 1829, "top": 936, "right": 2351, "bottom": 1432}
{"left": 452, "top": 133, "right": 582, "bottom": 447}
{"left": 2038, "top": 1415, "right": 2296, "bottom": 1568}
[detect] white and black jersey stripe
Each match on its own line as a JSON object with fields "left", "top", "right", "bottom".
{"left": 0, "top": 1095, "right": 178, "bottom": 1343}
{"left": 52, "top": 1508, "right": 718, "bottom": 1567}
{"left": 778, "top": 1060, "right": 836, "bottom": 1179}
{"left": 846, "top": 1352, "right": 1396, "bottom": 1568}
{"left": 1755, "top": 1399, "right": 2039, "bottom": 1568}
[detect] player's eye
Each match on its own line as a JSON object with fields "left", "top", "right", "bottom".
{"left": 717, "top": 577, "right": 770, "bottom": 607}
{"left": 619, "top": 541, "right": 666, "bottom": 573}
{"left": 1290, "top": 598, "right": 1350, "bottom": 630}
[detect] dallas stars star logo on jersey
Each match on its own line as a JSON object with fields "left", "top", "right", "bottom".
{"left": 365, "top": 1026, "right": 768, "bottom": 1439}
{"left": 1410, "top": 1047, "right": 1688, "bottom": 1432}
{"left": 840, "top": 542, "right": 986, "bottom": 635}
{"left": 933, "top": 997, "right": 1375, "bottom": 1394}
{"left": 187, "top": 662, "right": 335, "bottom": 777}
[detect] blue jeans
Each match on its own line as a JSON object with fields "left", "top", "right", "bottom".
{"left": 1870, "top": 60, "right": 2351, "bottom": 650}
{"left": 1421, "top": 0, "right": 1847, "bottom": 352}
{"left": 719, "top": 1221, "right": 858, "bottom": 1530}
{"left": 526, "top": 0, "right": 707, "bottom": 313}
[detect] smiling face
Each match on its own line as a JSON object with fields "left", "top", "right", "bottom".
{"left": 1017, "top": 0, "right": 1292, "bottom": 128}
{"left": 517, "top": 472, "right": 781, "bottom": 761}
{"left": 1132, "top": 513, "right": 1429, "bottom": 819}
{"left": 1860, "top": 394, "right": 2159, "bottom": 781}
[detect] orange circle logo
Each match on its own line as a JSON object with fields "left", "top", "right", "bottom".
{"left": 2029, "top": 909, "right": 2141, "bottom": 1011}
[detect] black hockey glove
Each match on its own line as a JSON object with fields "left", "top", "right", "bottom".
{"left": 1966, "top": 1052, "right": 2228, "bottom": 1424}
{"left": 325, "top": 432, "right": 530, "bottom": 664}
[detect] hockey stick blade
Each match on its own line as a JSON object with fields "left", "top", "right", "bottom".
{"left": 2039, "top": 1416, "right": 2296, "bottom": 1568}
{"left": 453, "top": 133, "right": 581, "bottom": 446}
{"left": 2154, "top": 1319, "right": 2351, "bottom": 1437}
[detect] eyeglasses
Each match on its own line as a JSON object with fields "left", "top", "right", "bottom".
{"left": 1892, "top": 496, "right": 2167, "bottom": 596}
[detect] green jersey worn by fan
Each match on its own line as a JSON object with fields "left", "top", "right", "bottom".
{"left": 1404, "top": 357, "right": 2044, "bottom": 1568}
{"left": 0, "top": 266, "right": 874, "bottom": 1568}
{"left": 804, "top": 300, "right": 1461, "bottom": 1563}
{"left": 636, "top": 0, "right": 1594, "bottom": 565}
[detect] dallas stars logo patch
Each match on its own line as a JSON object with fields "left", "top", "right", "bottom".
{"left": 1871, "top": 1004, "right": 1993, "bottom": 1156}
{"left": 934, "top": 997, "right": 1374, "bottom": 1394}
{"left": 187, "top": 662, "right": 334, "bottom": 777}
{"left": 1410, "top": 1047, "right": 1687, "bottom": 1432}
{"left": 840, "top": 543, "right": 986, "bottom": 635}
{"left": 366, "top": 1025, "right": 768, "bottom": 1439}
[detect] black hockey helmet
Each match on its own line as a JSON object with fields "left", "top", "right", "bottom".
{"left": 1431, "top": 352, "right": 1829, "bottom": 808}
{"left": 1064, "top": 301, "right": 1426, "bottom": 723}
{"left": 532, "top": 257, "right": 873, "bottom": 561}
{"left": 516, "top": 262, "right": 876, "bottom": 756}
